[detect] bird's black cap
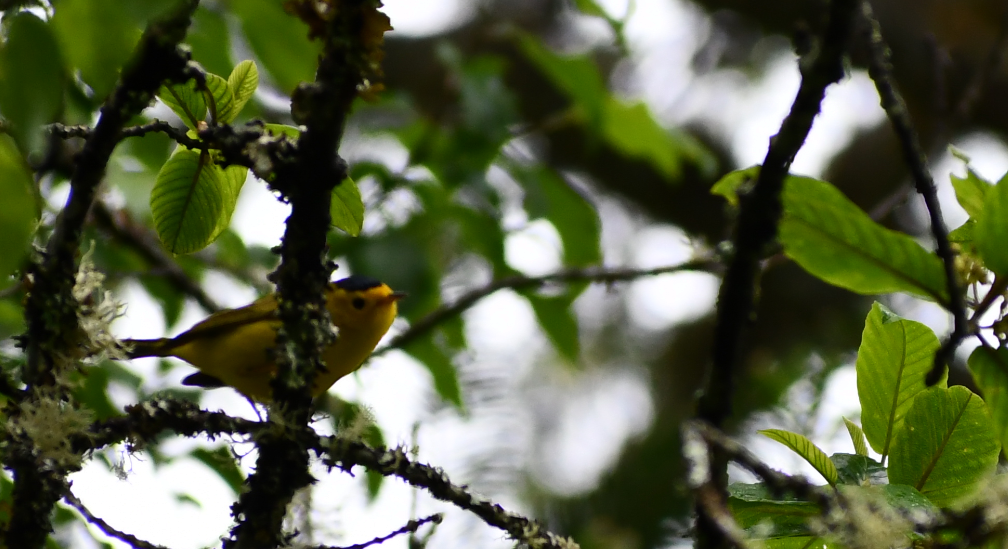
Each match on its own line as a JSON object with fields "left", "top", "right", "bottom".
{"left": 334, "top": 275, "right": 383, "bottom": 292}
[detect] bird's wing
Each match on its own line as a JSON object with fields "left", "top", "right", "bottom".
{"left": 169, "top": 293, "right": 279, "bottom": 347}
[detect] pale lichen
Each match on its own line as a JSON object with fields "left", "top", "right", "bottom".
{"left": 8, "top": 394, "right": 93, "bottom": 470}
{"left": 809, "top": 488, "right": 913, "bottom": 549}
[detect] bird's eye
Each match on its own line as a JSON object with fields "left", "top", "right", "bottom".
{"left": 352, "top": 297, "right": 366, "bottom": 310}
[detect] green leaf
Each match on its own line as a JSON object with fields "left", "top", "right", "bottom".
{"left": 405, "top": 335, "right": 463, "bottom": 411}
{"left": 856, "top": 302, "right": 942, "bottom": 458}
{"left": 602, "top": 98, "right": 714, "bottom": 180}
{"left": 888, "top": 386, "right": 999, "bottom": 507}
{"left": 710, "top": 166, "right": 760, "bottom": 208}
{"left": 727, "top": 483, "right": 817, "bottom": 535}
{"left": 967, "top": 345, "right": 1008, "bottom": 452}
{"left": 187, "top": 6, "right": 233, "bottom": 77}
{"left": 517, "top": 35, "right": 606, "bottom": 130}
{"left": 51, "top": 0, "right": 141, "bottom": 100}
{"left": 151, "top": 148, "right": 231, "bottom": 254}
{"left": 0, "top": 136, "right": 36, "bottom": 284}
{"left": 975, "top": 174, "right": 1008, "bottom": 277}
{"left": 843, "top": 418, "right": 869, "bottom": 457}
{"left": 517, "top": 166, "right": 601, "bottom": 266}
{"left": 950, "top": 168, "right": 990, "bottom": 219}
{"left": 831, "top": 453, "right": 885, "bottom": 486}
{"left": 331, "top": 177, "right": 364, "bottom": 237}
{"left": 524, "top": 293, "right": 580, "bottom": 362}
{"left": 190, "top": 447, "right": 244, "bottom": 496}
{"left": 211, "top": 164, "right": 248, "bottom": 242}
{"left": 0, "top": 12, "right": 65, "bottom": 158}
{"left": 759, "top": 429, "right": 838, "bottom": 486}
{"left": 157, "top": 80, "right": 207, "bottom": 130}
{"left": 880, "top": 483, "right": 939, "bottom": 516}
{"left": 204, "top": 72, "right": 233, "bottom": 125}
{"left": 780, "top": 176, "right": 949, "bottom": 304}
{"left": 231, "top": 0, "right": 321, "bottom": 94}
{"left": 573, "top": 0, "right": 609, "bottom": 18}
{"left": 225, "top": 60, "right": 259, "bottom": 122}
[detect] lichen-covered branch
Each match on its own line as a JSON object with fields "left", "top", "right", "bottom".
{"left": 694, "top": 1, "right": 859, "bottom": 547}
{"left": 7, "top": 4, "right": 199, "bottom": 548}
{"left": 225, "top": 3, "right": 390, "bottom": 548}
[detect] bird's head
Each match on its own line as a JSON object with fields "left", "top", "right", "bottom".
{"left": 325, "top": 275, "right": 405, "bottom": 333}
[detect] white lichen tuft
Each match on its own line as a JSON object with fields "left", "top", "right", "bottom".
{"left": 9, "top": 394, "right": 93, "bottom": 470}
{"left": 809, "top": 488, "right": 913, "bottom": 549}
{"left": 333, "top": 404, "right": 377, "bottom": 444}
{"left": 72, "top": 244, "right": 128, "bottom": 363}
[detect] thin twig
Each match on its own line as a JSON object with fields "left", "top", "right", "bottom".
{"left": 858, "top": 2, "right": 967, "bottom": 384}
{"left": 694, "top": 1, "right": 859, "bottom": 546}
{"left": 379, "top": 257, "right": 722, "bottom": 355}
{"left": 318, "top": 514, "right": 442, "bottom": 549}
{"left": 63, "top": 490, "right": 168, "bottom": 549}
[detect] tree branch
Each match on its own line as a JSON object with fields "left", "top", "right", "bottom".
{"left": 378, "top": 258, "right": 723, "bottom": 355}
{"left": 694, "top": 1, "right": 859, "bottom": 547}
{"left": 316, "top": 438, "right": 577, "bottom": 549}
{"left": 857, "top": 2, "right": 967, "bottom": 384}
{"left": 8, "top": 4, "right": 199, "bottom": 548}
{"left": 63, "top": 490, "right": 168, "bottom": 549}
{"left": 226, "top": 3, "right": 388, "bottom": 548}
{"left": 315, "top": 514, "right": 442, "bottom": 549}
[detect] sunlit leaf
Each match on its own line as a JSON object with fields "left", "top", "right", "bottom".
{"left": 950, "top": 168, "right": 990, "bottom": 219}
{"left": 225, "top": 60, "right": 259, "bottom": 122}
{"left": 975, "top": 175, "right": 1008, "bottom": 277}
{"left": 210, "top": 164, "right": 248, "bottom": 242}
{"left": 231, "top": 0, "right": 320, "bottom": 94}
{"left": 204, "top": 72, "right": 233, "bottom": 125}
{"left": 843, "top": 418, "right": 869, "bottom": 457}
{"left": 967, "top": 345, "right": 1008, "bottom": 452}
{"left": 888, "top": 386, "right": 999, "bottom": 507}
{"left": 264, "top": 123, "right": 301, "bottom": 140}
{"left": 0, "top": 136, "right": 36, "bottom": 285}
{"left": 158, "top": 80, "right": 207, "bottom": 130}
{"left": 759, "top": 429, "right": 838, "bottom": 485}
{"left": 856, "top": 302, "right": 942, "bottom": 459}
{"left": 0, "top": 12, "right": 65, "bottom": 158}
{"left": 780, "top": 176, "right": 948, "bottom": 303}
{"left": 151, "top": 148, "right": 226, "bottom": 254}
{"left": 331, "top": 177, "right": 364, "bottom": 237}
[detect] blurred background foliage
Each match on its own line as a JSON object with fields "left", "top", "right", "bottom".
{"left": 0, "top": 0, "right": 1005, "bottom": 547}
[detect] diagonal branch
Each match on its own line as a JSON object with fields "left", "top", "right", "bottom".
{"left": 9, "top": 4, "right": 200, "bottom": 548}
{"left": 694, "top": 1, "right": 860, "bottom": 547}
{"left": 379, "top": 258, "right": 723, "bottom": 355}
{"left": 63, "top": 490, "right": 168, "bottom": 549}
{"left": 857, "top": 2, "right": 967, "bottom": 384}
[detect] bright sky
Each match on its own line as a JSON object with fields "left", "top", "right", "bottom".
{"left": 69, "top": 0, "right": 1008, "bottom": 547}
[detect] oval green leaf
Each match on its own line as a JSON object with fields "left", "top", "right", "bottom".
{"left": 975, "top": 174, "right": 1008, "bottom": 277}
{"left": 856, "top": 302, "right": 942, "bottom": 458}
{"left": 331, "top": 177, "right": 364, "bottom": 237}
{"left": 225, "top": 60, "right": 259, "bottom": 123}
{"left": 759, "top": 429, "right": 838, "bottom": 486}
{"left": 204, "top": 73, "right": 233, "bottom": 125}
{"left": 158, "top": 80, "right": 207, "bottom": 130}
{"left": 967, "top": 345, "right": 1008, "bottom": 451}
{"left": 0, "top": 136, "right": 37, "bottom": 285}
{"left": 151, "top": 148, "right": 226, "bottom": 254}
{"left": 780, "top": 177, "right": 949, "bottom": 304}
{"left": 0, "top": 12, "right": 65, "bottom": 158}
{"left": 887, "top": 386, "right": 999, "bottom": 507}
{"left": 950, "top": 167, "right": 990, "bottom": 219}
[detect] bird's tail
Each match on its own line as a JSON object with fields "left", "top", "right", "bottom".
{"left": 121, "top": 338, "right": 174, "bottom": 359}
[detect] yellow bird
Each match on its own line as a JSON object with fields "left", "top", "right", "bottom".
{"left": 123, "top": 275, "right": 404, "bottom": 402}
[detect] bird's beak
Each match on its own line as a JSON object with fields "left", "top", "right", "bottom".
{"left": 385, "top": 291, "right": 408, "bottom": 304}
